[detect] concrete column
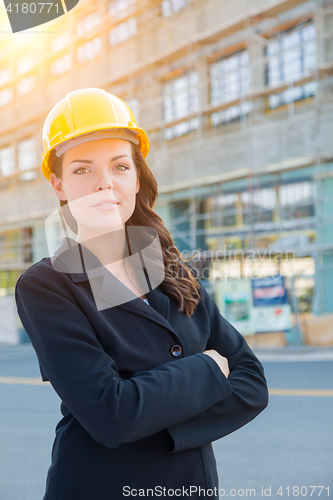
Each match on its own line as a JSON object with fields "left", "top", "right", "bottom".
{"left": 313, "top": 174, "right": 333, "bottom": 314}
{"left": 33, "top": 222, "right": 51, "bottom": 263}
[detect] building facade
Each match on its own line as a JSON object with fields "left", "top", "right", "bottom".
{"left": 0, "top": 0, "right": 333, "bottom": 319}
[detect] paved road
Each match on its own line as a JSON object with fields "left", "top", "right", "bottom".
{"left": 213, "top": 355, "right": 333, "bottom": 499}
{"left": 0, "top": 344, "right": 332, "bottom": 500}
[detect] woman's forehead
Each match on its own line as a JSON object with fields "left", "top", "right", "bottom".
{"left": 63, "top": 138, "right": 133, "bottom": 162}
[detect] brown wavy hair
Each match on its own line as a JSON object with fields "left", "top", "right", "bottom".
{"left": 48, "top": 143, "right": 202, "bottom": 317}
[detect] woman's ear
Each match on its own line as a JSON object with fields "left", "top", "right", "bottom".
{"left": 136, "top": 177, "right": 140, "bottom": 194}
{"left": 50, "top": 173, "right": 67, "bottom": 202}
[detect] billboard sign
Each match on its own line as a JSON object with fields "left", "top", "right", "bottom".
{"left": 251, "top": 275, "right": 288, "bottom": 307}
{"left": 215, "top": 279, "right": 255, "bottom": 336}
{"left": 251, "top": 276, "right": 292, "bottom": 332}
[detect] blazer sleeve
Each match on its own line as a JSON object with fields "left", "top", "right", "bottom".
{"left": 15, "top": 271, "right": 233, "bottom": 449}
{"left": 156, "top": 285, "right": 269, "bottom": 454}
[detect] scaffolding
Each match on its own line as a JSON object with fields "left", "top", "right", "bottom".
{"left": 0, "top": 0, "right": 333, "bottom": 339}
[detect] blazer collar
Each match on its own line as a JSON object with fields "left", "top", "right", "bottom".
{"left": 52, "top": 236, "right": 179, "bottom": 340}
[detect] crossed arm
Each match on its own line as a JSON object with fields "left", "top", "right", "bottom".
{"left": 15, "top": 271, "right": 268, "bottom": 451}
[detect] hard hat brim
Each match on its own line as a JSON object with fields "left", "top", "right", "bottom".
{"left": 42, "top": 124, "right": 149, "bottom": 180}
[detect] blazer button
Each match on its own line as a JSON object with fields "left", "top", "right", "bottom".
{"left": 170, "top": 345, "right": 182, "bottom": 357}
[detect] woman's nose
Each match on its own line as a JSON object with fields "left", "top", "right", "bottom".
{"left": 95, "top": 172, "right": 114, "bottom": 191}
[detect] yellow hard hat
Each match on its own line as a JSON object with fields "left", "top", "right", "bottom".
{"left": 41, "top": 88, "right": 150, "bottom": 180}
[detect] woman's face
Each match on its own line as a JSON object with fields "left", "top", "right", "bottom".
{"left": 50, "top": 138, "right": 140, "bottom": 240}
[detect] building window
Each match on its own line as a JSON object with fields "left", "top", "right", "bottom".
{"left": 0, "top": 68, "right": 12, "bottom": 86}
{"left": 163, "top": 71, "right": 199, "bottom": 140}
{"left": 109, "top": 18, "right": 137, "bottom": 46}
{"left": 124, "top": 98, "right": 139, "bottom": 122}
{"left": 50, "top": 31, "right": 71, "bottom": 53}
{"left": 208, "top": 193, "right": 238, "bottom": 228}
{"left": 17, "top": 54, "right": 35, "bottom": 75}
{"left": 0, "top": 230, "right": 20, "bottom": 264}
{"left": 0, "top": 146, "right": 15, "bottom": 177}
{"left": 50, "top": 54, "right": 71, "bottom": 75}
{"left": 51, "top": 30, "right": 71, "bottom": 53}
{"left": 77, "top": 37, "right": 102, "bottom": 63}
{"left": 279, "top": 181, "right": 316, "bottom": 219}
{"left": 18, "top": 138, "right": 36, "bottom": 181}
{"left": 108, "top": 0, "right": 136, "bottom": 20}
{"left": 210, "top": 49, "right": 252, "bottom": 125}
{"left": 76, "top": 12, "right": 101, "bottom": 37}
{"left": 0, "top": 87, "right": 13, "bottom": 107}
{"left": 265, "top": 22, "right": 317, "bottom": 109}
{"left": 17, "top": 76, "right": 35, "bottom": 97}
{"left": 241, "top": 188, "right": 277, "bottom": 224}
{"left": 164, "top": 119, "right": 199, "bottom": 140}
{"left": 161, "top": 0, "right": 193, "bottom": 17}
{"left": 22, "top": 227, "right": 33, "bottom": 263}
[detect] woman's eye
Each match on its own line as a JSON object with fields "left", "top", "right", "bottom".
{"left": 74, "top": 165, "right": 129, "bottom": 174}
{"left": 114, "top": 164, "right": 129, "bottom": 171}
{"left": 74, "top": 167, "right": 89, "bottom": 174}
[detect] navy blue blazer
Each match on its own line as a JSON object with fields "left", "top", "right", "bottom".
{"left": 15, "top": 237, "right": 269, "bottom": 500}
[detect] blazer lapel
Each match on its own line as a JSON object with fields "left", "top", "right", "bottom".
{"left": 52, "top": 236, "right": 179, "bottom": 340}
{"left": 104, "top": 277, "right": 176, "bottom": 338}
{"left": 116, "top": 284, "right": 171, "bottom": 326}
{"left": 97, "top": 272, "right": 181, "bottom": 341}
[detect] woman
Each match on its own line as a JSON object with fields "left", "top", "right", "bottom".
{"left": 15, "top": 88, "right": 269, "bottom": 500}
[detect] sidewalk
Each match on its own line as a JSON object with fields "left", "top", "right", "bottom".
{"left": 0, "top": 343, "right": 37, "bottom": 359}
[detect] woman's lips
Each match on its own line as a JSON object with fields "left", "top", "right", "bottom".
{"left": 93, "top": 203, "right": 119, "bottom": 211}
{"left": 92, "top": 198, "right": 119, "bottom": 210}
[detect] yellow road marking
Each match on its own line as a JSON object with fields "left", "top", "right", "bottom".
{"left": 0, "top": 376, "right": 50, "bottom": 386}
{"left": 269, "top": 388, "right": 333, "bottom": 397}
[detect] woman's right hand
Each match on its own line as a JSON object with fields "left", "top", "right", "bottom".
{"left": 202, "top": 349, "right": 230, "bottom": 378}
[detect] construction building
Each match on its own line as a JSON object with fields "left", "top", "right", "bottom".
{"left": 0, "top": 0, "right": 333, "bottom": 344}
